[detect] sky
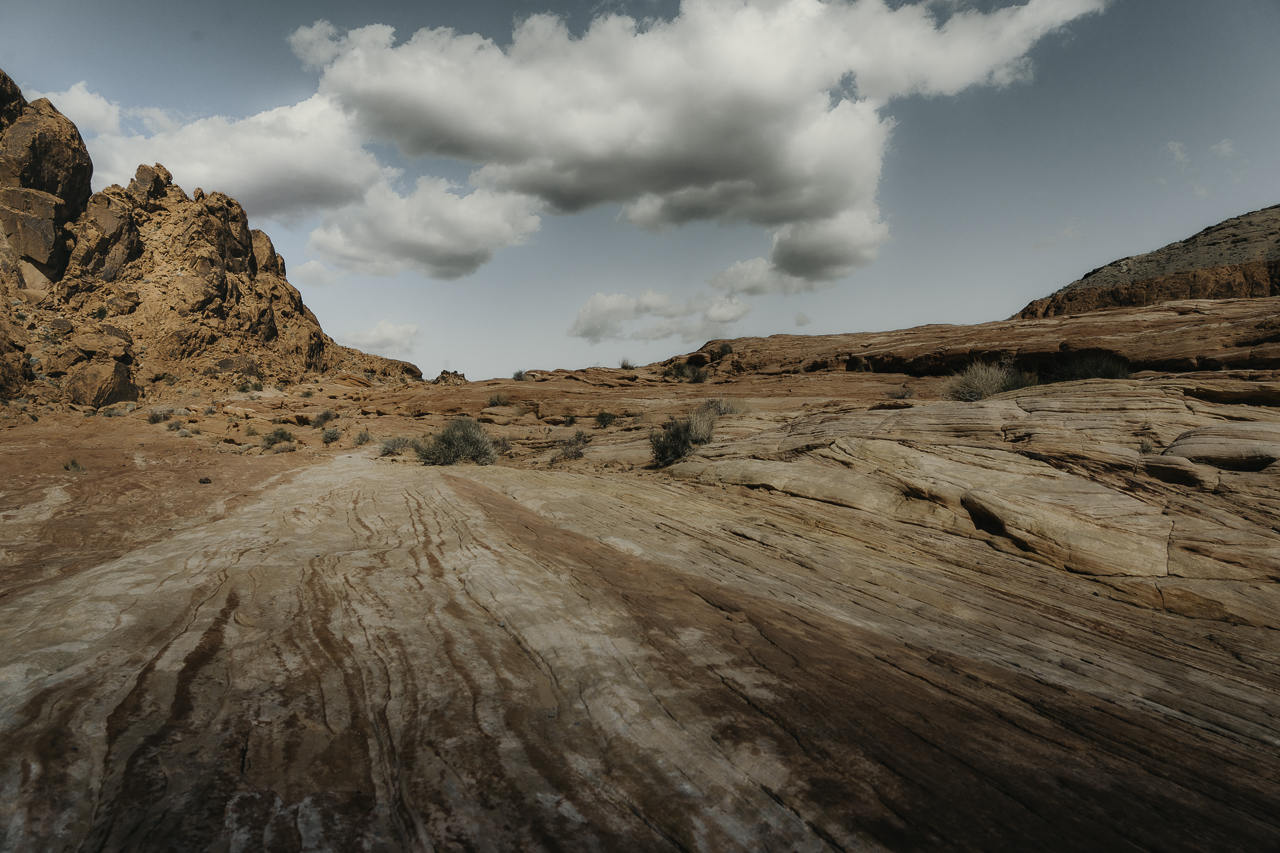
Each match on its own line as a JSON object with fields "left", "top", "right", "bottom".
{"left": 2, "top": 0, "right": 1278, "bottom": 379}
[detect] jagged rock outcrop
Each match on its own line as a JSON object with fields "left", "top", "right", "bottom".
{"left": 1018, "top": 204, "right": 1280, "bottom": 318}
{"left": 0, "top": 68, "right": 420, "bottom": 406}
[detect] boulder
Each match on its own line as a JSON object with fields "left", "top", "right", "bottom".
{"left": 1163, "top": 422, "right": 1280, "bottom": 471}
{"left": 65, "top": 359, "right": 137, "bottom": 407}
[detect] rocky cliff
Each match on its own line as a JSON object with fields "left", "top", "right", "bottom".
{"left": 0, "top": 69, "right": 420, "bottom": 405}
{"left": 1017, "top": 204, "right": 1280, "bottom": 318}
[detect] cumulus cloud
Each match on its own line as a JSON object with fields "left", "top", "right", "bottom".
{"left": 29, "top": 81, "right": 121, "bottom": 136}
{"left": 289, "top": 260, "right": 343, "bottom": 288}
{"left": 795, "top": 312, "right": 811, "bottom": 327}
{"left": 1210, "top": 139, "right": 1236, "bottom": 159}
{"left": 339, "top": 319, "right": 420, "bottom": 358}
{"left": 569, "top": 288, "right": 750, "bottom": 343}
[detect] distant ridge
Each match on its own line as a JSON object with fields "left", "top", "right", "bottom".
{"left": 1017, "top": 204, "right": 1280, "bottom": 319}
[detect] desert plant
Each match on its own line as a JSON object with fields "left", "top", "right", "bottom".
{"left": 1140, "top": 438, "right": 1158, "bottom": 455}
{"left": 943, "top": 360, "right": 1038, "bottom": 402}
{"left": 665, "top": 363, "right": 691, "bottom": 380}
{"left": 92, "top": 306, "right": 108, "bottom": 320}
{"left": 594, "top": 411, "right": 618, "bottom": 428}
{"left": 619, "top": 357, "right": 635, "bottom": 370}
{"left": 322, "top": 427, "right": 340, "bottom": 445}
{"left": 204, "top": 405, "right": 216, "bottom": 415}
{"left": 1052, "top": 353, "right": 1132, "bottom": 383}
{"left": 380, "top": 436, "right": 411, "bottom": 457}
{"left": 650, "top": 409, "right": 718, "bottom": 467}
{"left": 164, "top": 374, "right": 178, "bottom": 386}
{"left": 353, "top": 429, "right": 371, "bottom": 447}
{"left": 261, "top": 426, "right": 295, "bottom": 448}
{"left": 102, "top": 407, "right": 125, "bottom": 417}
{"left": 564, "top": 414, "right": 577, "bottom": 427}
{"left": 14, "top": 311, "right": 25, "bottom": 321}
{"left": 717, "top": 342, "right": 733, "bottom": 357}
{"left": 250, "top": 380, "right": 264, "bottom": 392}
{"left": 271, "top": 442, "right": 296, "bottom": 454}
{"left": 301, "top": 390, "right": 314, "bottom": 398}
{"left": 415, "top": 418, "right": 497, "bottom": 466}
{"left": 886, "top": 386, "right": 915, "bottom": 400}
{"left": 246, "top": 424, "right": 259, "bottom": 436}
{"left": 493, "top": 435, "right": 513, "bottom": 455}
{"left": 312, "top": 409, "right": 337, "bottom": 428}
{"left": 512, "top": 369, "right": 527, "bottom": 381}
{"left": 176, "top": 428, "right": 192, "bottom": 437}
{"left": 554, "top": 429, "right": 589, "bottom": 461}
{"left": 63, "top": 459, "right": 85, "bottom": 472}
{"left": 688, "top": 366, "right": 709, "bottom": 384}
{"left": 702, "top": 398, "right": 749, "bottom": 416}
{"left": 488, "top": 393, "right": 511, "bottom": 407}
{"left": 166, "top": 420, "right": 181, "bottom": 431}
{"left": 236, "top": 382, "right": 250, "bottom": 393}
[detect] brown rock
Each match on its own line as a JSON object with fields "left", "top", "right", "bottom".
{"left": 65, "top": 359, "right": 137, "bottom": 407}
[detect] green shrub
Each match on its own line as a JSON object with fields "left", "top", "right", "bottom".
{"left": 943, "top": 361, "right": 1038, "bottom": 402}
{"left": 312, "top": 409, "right": 337, "bottom": 428}
{"left": 250, "top": 380, "right": 264, "bottom": 392}
{"left": 63, "top": 459, "right": 85, "bottom": 472}
{"left": 594, "top": 411, "right": 618, "bottom": 428}
{"left": 236, "top": 382, "right": 250, "bottom": 393}
{"left": 1052, "top": 353, "right": 1131, "bottom": 383}
{"left": 380, "top": 436, "right": 411, "bottom": 457}
{"left": 488, "top": 393, "right": 510, "bottom": 407}
{"left": 353, "top": 429, "right": 371, "bottom": 447}
{"left": 415, "top": 418, "right": 497, "bottom": 466}
{"left": 512, "top": 369, "right": 527, "bottom": 381}
{"left": 650, "top": 409, "right": 718, "bottom": 467}
{"left": 261, "top": 426, "right": 295, "bottom": 448}
{"left": 92, "top": 306, "right": 108, "bottom": 320}
{"left": 322, "top": 427, "right": 340, "bottom": 445}
{"left": 554, "top": 429, "right": 589, "bottom": 461}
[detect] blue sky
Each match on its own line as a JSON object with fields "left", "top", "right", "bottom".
{"left": 3, "top": 0, "right": 1278, "bottom": 378}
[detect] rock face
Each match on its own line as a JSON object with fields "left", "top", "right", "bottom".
{"left": 1018, "top": 204, "right": 1280, "bottom": 318}
{"left": 0, "top": 68, "right": 420, "bottom": 405}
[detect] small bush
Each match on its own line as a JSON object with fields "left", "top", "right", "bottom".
{"left": 63, "top": 459, "right": 85, "bottom": 472}
{"left": 665, "top": 363, "right": 692, "bottom": 380}
{"left": 886, "top": 386, "right": 915, "bottom": 400}
{"left": 322, "top": 427, "right": 340, "bottom": 445}
{"left": 1140, "top": 438, "right": 1158, "bottom": 455}
{"left": 380, "top": 436, "right": 411, "bottom": 457}
{"left": 1052, "top": 353, "right": 1132, "bottom": 383}
{"left": 488, "top": 393, "right": 511, "bottom": 407}
{"left": 619, "top": 357, "right": 635, "bottom": 370}
{"left": 717, "top": 342, "right": 733, "bottom": 357}
{"left": 166, "top": 420, "right": 181, "bottom": 431}
{"left": 353, "top": 429, "right": 371, "bottom": 447}
{"left": 164, "top": 374, "right": 178, "bottom": 386}
{"left": 176, "top": 429, "right": 193, "bottom": 438}
{"left": 262, "top": 426, "right": 295, "bottom": 448}
{"left": 301, "top": 390, "right": 314, "bottom": 398}
{"left": 246, "top": 424, "right": 259, "bottom": 437}
{"left": 92, "top": 306, "right": 108, "bottom": 320}
{"left": 512, "top": 370, "right": 527, "bottom": 381}
{"left": 271, "top": 442, "right": 296, "bottom": 454}
{"left": 943, "top": 361, "right": 1039, "bottom": 402}
{"left": 564, "top": 414, "right": 577, "bottom": 426}
{"left": 204, "top": 406, "right": 216, "bottom": 415}
{"left": 702, "top": 398, "right": 749, "bottom": 416}
{"left": 15, "top": 311, "right": 26, "bottom": 321}
{"left": 689, "top": 366, "right": 708, "bottom": 384}
{"left": 493, "top": 435, "right": 513, "bottom": 455}
{"left": 416, "top": 418, "right": 497, "bottom": 466}
{"left": 313, "top": 409, "right": 337, "bottom": 428}
{"left": 650, "top": 409, "right": 718, "bottom": 467}
{"left": 594, "top": 411, "right": 617, "bottom": 429}
{"left": 102, "top": 407, "right": 125, "bottom": 417}
{"left": 251, "top": 380, "right": 264, "bottom": 392}
{"left": 554, "top": 429, "right": 589, "bottom": 461}
{"left": 236, "top": 382, "right": 250, "bottom": 393}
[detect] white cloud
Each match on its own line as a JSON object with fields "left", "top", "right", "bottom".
{"left": 1210, "top": 138, "right": 1236, "bottom": 159}
{"left": 569, "top": 288, "right": 750, "bottom": 343}
{"left": 1167, "top": 140, "right": 1189, "bottom": 168}
{"left": 28, "top": 81, "right": 121, "bottom": 136}
{"left": 338, "top": 319, "right": 420, "bottom": 358}
{"left": 308, "top": 177, "right": 541, "bottom": 279}
{"left": 290, "top": 260, "right": 342, "bottom": 288}
{"left": 795, "top": 312, "right": 811, "bottom": 327}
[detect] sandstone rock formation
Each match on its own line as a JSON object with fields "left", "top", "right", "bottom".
{"left": 0, "top": 68, "right": 420, "bottom": 405}
{"left": 1017, "top": 204, "right": 1280, "bottom": 318}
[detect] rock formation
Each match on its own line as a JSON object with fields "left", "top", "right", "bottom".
{"left": 1017, "top": 204, "right": 1280, "bottom": 318}
{"left": 0, "top": 69, "right": 420, "bottom": 405}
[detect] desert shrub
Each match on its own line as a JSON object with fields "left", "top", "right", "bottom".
{"left": 650, "top": 409, "right": 718, "bottom": 467}
{"left": 512, "top": 369, "right": 527, "bottom": 381}
{"left": 556, "top": 429, "right": 590, "bottom": 460}
{"left": 102, "top": 407, "right": 125, "bottom": 417}
{"left": 14, "top": 311, "right": 25, "bottom": 321}
{"left": 92, "top": 306, "right": 108, "bottom": 320}
{"left": 176, "top": 429, "right": 192, "bottom": 438}
{"left": 204, "top": 406, "right": 216, "bottom": 415}
{"left": 313, "top": 409, "right": 337, "bottom": 428}
{"left": 564, "top": 415, "right": 577, "bottom": 426}
{"left": 702, "top": 398, "right": 749, "bottom": 416}
{"left": 717, "top": 342, "right": 733, "bottom": 357}
{"left": 688, "top": 366, "right": 709, "bottom": 384}
{"left": 236, "top": 382, "right": 250, "bottom": 393}
{"left": 1140, "top": 438, "right": 1157, "bottom": 455}
{"left": 353, "top": 429, "right": 371, "bottom": 447}
{"left": 63, "top": 459, "right": 85, "bottom": 472}
{"left": 493, "top": 435, "right": 513, "bottom": 455}
{"left": 322, "top": 427, "right": 340, "bottom": 445}
{"left": 415, "top": 418, "right": 497, "bottom": 466}
{"left": 665, "top": 363, "right": 691, "bottom": 380}
{"left": 246, "top": 424, "right": 259, "bottom": 437}
{"left": 594, "top": 411, "right": 618, "bottom": 428}
{"left": 166, "top": 420, "right": 181, "bottom": 431}
{"left": 262, "top": 426, "right": 295, "bottom": 448}
{"left": 300, "top": 390, "right": 313, "bottom": 398}
{"left": 271, "top": 441, "right": 296, "bottom": 454}
{"left": 164, "top": 374, "right": 178, "bottom": 386}
{"left": 1052, "top": 353, "right": 1132, "bottom": 383}
{"left": 943, "top": 361, "right": 1038, "bottom": 402}
{"left": 488, "top": 393, "right": 510, "bottom": 407}
{"left": 619, "top": 357, "right": 635, "bottom": 370}
{"left": 250, "top": 380, "right": 263, "bottom": 392}
{"left": 380, "top": 436, "right": 411, "bottom": 457}
{"left": 886, "top": 386, "right": 915, "bottom": 400}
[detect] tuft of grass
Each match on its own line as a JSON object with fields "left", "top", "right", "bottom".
{"left": 415, "top": 418, "right": 497, "bottom": 466}
{"left": 554, "top": 429, "right": 589, "bottom": 461}
{"left": 166, "top": 420, "right": 182, "bottom": 431}
{"left": 511, "top": 369, "right": 527, "bottom": 381}
{"left": 148, "top": 411, "right": 169, "bottom": 425}
{"left": 943, "top": 361, "right": 1038, "bottom": 402}
{"left": 493, "top": 435, "right": 513, "bottom": 455}
{"left": 63, "top": 459, "right": 85, "bottom": 472}
{"left": 92, "top": 306, "right": 108, "bottom": 320}
{"left": 380, "top": 436, "right": 411, "bottom": 457}
{"left": 322, "top": 427, "right": 341, "bottom": 445}
{"left": 246, "top": 424, "right": 259, "bottom": 437}
{"left": 488, "top": 393, "right": 511, "bottom": 407}
{"left": 261, "top": 426, "right": 295, "bottom": 448}
{"left": 886, "top": 386, "right": 915, "bottom": 400}
{"left": 312, "top": 409, "right": 337, "bottom": 429}
{"left": 594, "top": 411, "right": 618, "bottom": 429}
{"left": 717, "top": 342, "right": 733, "bottom": 357}
{"left": 204, "top": 405, "right": 216, "bottom": 415}
{"left": 650, "top": 409, "right": 718, "bottom": 467}
{"left": 176, "top": 428, "right": 193, "bottom": 438}
{"left": 101, "top": 407, "right": 125, "bottom": 417}
{"left": 564, "top": 414, "right": 577, "bottom": 426}
{"left": 250, "top": 380, "right": 264, "bottom": 392}
{"left": 300, "top": 390, "right": 314, "bottom": 398}
{"left": 272, "top": 442, "right": 296, "bottom": 454}
{"left": 1140, "top": 437, "right": 1158, "bottom": 455}
{"left": 619, "top": 357, "right": 636, "bottom": 370}
{"left": 702, "top": 398, "right": 749, "bottom": 416}
{"left": 1053, "top": 353, "right": 1132, "bottom": 383}
{"left": 353, "top": 429, "right": 371, "bottom": 447}
{"left": 689, "top": 366, "right": 708, "bottom": 383}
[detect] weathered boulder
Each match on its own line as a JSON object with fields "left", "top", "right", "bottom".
{"left": 65, "top": 359, "right": 137, "bottom": 407}
{"left": 1164, "top": 422, "right": 1280, "bottom": 471}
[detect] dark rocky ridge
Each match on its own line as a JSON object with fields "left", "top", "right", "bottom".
{"left": 0, "top": 68, "right": 421, "bottom": 405}
{"left": 1018, "top": 204, "right": 1280, "bottom": 318}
